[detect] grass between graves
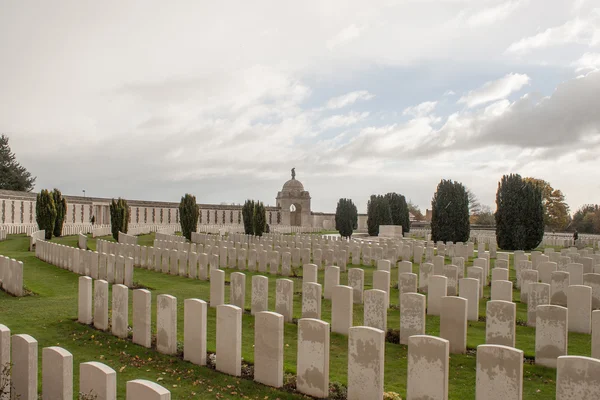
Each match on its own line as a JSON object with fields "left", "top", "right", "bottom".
{"left": 1, "top": 234, "right": 593, "bottom": 399}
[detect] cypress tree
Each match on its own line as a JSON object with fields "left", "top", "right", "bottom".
{"left": 385, "top": 192, "right": 411, "bottom": 233}
{"left": 367, "top": 195, "right": 393, "bottom": 236}
{"left": 431, "top": 179, "right": 470, "bottom": 243}
{"left": 179, "top": 193, "right": 199, "bottom": 241}
{"left": 242, "top": 200, "right": 255, "bottom": 235}
{"left": 52, "top": 188, "right": 67, "bottom": 237}
{"left": 110, "top": 198, "right": 129, "bottom": 241}
{"left": 496, "top": 174, "right": 544, "bottom": 250}
{"left": 0, "top": 134, "right": 36, "bottom": 192}
{"left": 335, "top": 198, "right": 358, "bottom": 238}
{"left": 36, "top": 189, "right": 56, "bottom": 240}
{"left": 253, "top": 201, "right": 266, "bottom": 236}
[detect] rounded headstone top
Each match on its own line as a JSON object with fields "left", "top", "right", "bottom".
{"left": 281, "top": 179, "right": 305, "bottom": 193}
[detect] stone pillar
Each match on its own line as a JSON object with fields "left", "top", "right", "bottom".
{"left": 594, "top": 310, "right": 600, "bottom": 359}
{"left": 535, "top": 304, "right": 568, "bottom": 368}
{"left": 400, "top": 293, "right": 426, "bottom": 345}
{"left": 567, "top": 284, "right": 592, "bottom": 333}
{"left": 275, "top": 279, "right": 294, "bottom": 322}
{"left": 331, "top": 285, "right": 353, "bottom": 335}
{"left": 373, "top": 270, "right": 391, "bottom": 309}
{"left": 324, "top": 266, "right": 340, "bottom": 300}
{"left": 427, "top": 275, "right": 447, "bottom": 316}
{"left": 111, "top": 284, "right": 129, "bottom": 338}
{"left": 347, "top": 326, "right": 385, "bottom": 400}
{"left": 459, "top": 278, "right": 479, "bottom": 321}
{"left": 42, "top": 346, "right": 73, "bottom": 400}
{"left": 348, "top": 268, "right": 364, "bottom": 304}
{"left": 92, "top": 279, "right": 110, "bottom": 331}
{"left": 254, "top": 311, "right": 284, "bottom": 388}
{"left": 303, "top": 263, "right": 318, "bottom": 284}
{"left": 486, "top": 300, "right": 516, "bottom": 347}
{"left": 407, "top": 335, "right": 449, "bottom": 400}
{"left": 78, "top": 276, "right": 93, "bottom": 324}
{"left": 302, "top": 282, "right": 322, "bottom": 319}
{"left": 520, "top": 270, "right": 538, "bottom": 304}
{"left": 251, "top": 275, "right": 269, "bottom": 315}
{"left": 156, "top": 294, "right": 177, "bottom": 355}
{"left": 133, "top": 289, "right": 151, "bottom": 348}
{"left": 440, "top": 296, "right": 467, "bottom": 354}
{"left": 476, "top": 345, "right": 523, "bottom": 400}
{"left": 297, "top": 319, "right": 330, "bottom": 398}
{"left": 229, "top": 272, "right": 246, "bottom": 310}
{"left": 79, "top": 362, "right": 117, "bottom": 400}
{"left": 491, "top": 280, "right": 513, "bottom": 302}
{"left": 184, "top": 299, "right": 207, "bottom": 366}
{"left": 364, "top": 289, "right": 387, "bottom": 332}
{"left": 126, "top": 380, "right": 171, "bottom": 400}
{"left": 216, "top": 304, "right": 242, "bottom": 377}
{"left": 419, "top": 263, "right": 433, "bottom": 293}
{"left": 12, "top": 334, "right": 38, "bottom": 400}
{"left": 556, "top": 356, "right": 600, "bottom": 399}
{"left": 527, "top": 283, "right": 550, "bottom": 327}
{"left": 210, "top": 269, "right": 225, "bottom": 307}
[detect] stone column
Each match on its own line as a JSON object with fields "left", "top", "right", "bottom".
{"left": 491, "top": 280, "right": 513, "bottom": 302}
{"left": 567, "top": 285, "right": 592, "bottom": 333}
{"left": 156, "top": 294, "right": 177, "bottom": 355}
{"left": 133, "top": 289, "right": 152, "bottom": 348}
{"left": 427, "top": 275, "right": 448, "bottom": 316}
{"left": 407, "top": 335, "right": 449, "bottom": 400}
{"left": 303, "top": 264, "right": 318, "bottom": 284}
{"left": 302, "top": 282, "right": 322, "bottom": 319}
{"left": 440, "top": 296, "right": 467, "bottom": 354}
{"left": 275, "top": 279, "right": 294, "bottom": 322}
{"left": 348, "top": 268, "right": 364, "bottom": 304}
{"left": 12, "top": 334, "right": 38, "bottom": 400}
{"left": 527, "top": 283, "right": 550, "bottom": 327}
{"left": 476, "top": 345, "right": 523, "bottom": 400}
{"left": 184, "top": 299, "right": 207, "bottom": 366}
{"left": 78, "top": 276, "right": 93, "bottom": 324}
{"left": 535, "top": 304, "right": 568, "bottom": 368}
{"left": 400, "top": 293, "right": 426, "bottom": 345}
{"left": 364, "top": 289, "right": 387, "bottom": 332}
{"left": 216, "top": 304, "right": 242, "bottom": 377}
{"left": 486, "top": 300, "right": 516, "bottom": 347}
{"left": 42, "top": 346, "right": 73, "bottom": 400}
{"left": 324, "top": 266, "right": 340, "bottom": 300}
{"left": 80, "top": 362, "right": 117, "bottom": 400}
{"left": 297, "top": 319, "right": 330, "bottom": 398}
{"left": 254, "top": 311, "right": 284, "bottom": 388}
{"left": 347, "top": 326, "right": 385, "bottom": 400}
{"left": 556, "top": 356, "right": 600, "bottom": 400}
{"left": 210, "top": 269, "right": 225, "bottom": 307}
{"left": 126, "top": 380, "right": 171, "bottom": 400}
{"left": 94, "top": 280, "right": 109, "bottom": 331}
{"left": 331, "top": 285, "right": 353, "bottom": 335}
{"left": 111, "top": 284, "right": 129, "bottom": 338}
{"left": 251, "top": 275, "right": 269, "bottom": 315}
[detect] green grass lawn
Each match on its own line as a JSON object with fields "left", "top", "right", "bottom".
{"left": 1, "top": 234, "right": 592, "bottom": 399}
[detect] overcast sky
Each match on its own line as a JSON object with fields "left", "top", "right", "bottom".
{"left": 1, "top": 0, "right": 599, "bottom": 213}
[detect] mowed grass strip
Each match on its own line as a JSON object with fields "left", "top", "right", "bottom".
{"left": 3, "top": 233, "right": 589, "bottom": 399}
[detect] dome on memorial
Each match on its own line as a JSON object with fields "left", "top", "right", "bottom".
{"left": 281, "top": 179, "right": 305, "bottom": 193}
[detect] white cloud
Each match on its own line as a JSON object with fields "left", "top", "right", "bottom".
{"left": 327, "top": 24, "right": 365, "bottom": 50}
{"left": 466, "top": 1, "right": 523, "bottom": 27}
{"left": 444, "top": 90, "right": 456, "bottom": 96}
{"left": 325, "top": 90, "right": 375, "bottom": 109}
{"left": 506, "top": 14, "right": 600, "bottom": 54}
{"left": 319, "top": 111, "right": 370, "bottom": 129}
{"left": 458, "top": 73, "right": 530, "bottom": 108}
{"left": 403, "top": 101, "right": 437, "bottom": 117}
{"left": 572, "top": 52, "right": 600, "bottom": 71}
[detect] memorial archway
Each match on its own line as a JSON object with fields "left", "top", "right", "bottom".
{"left": 290, "top": 203, "right": 302, "bottom": 226}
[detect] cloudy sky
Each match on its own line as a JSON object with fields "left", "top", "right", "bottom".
{"left": 1, "top": 0, "right": 599, "bottom": 213}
